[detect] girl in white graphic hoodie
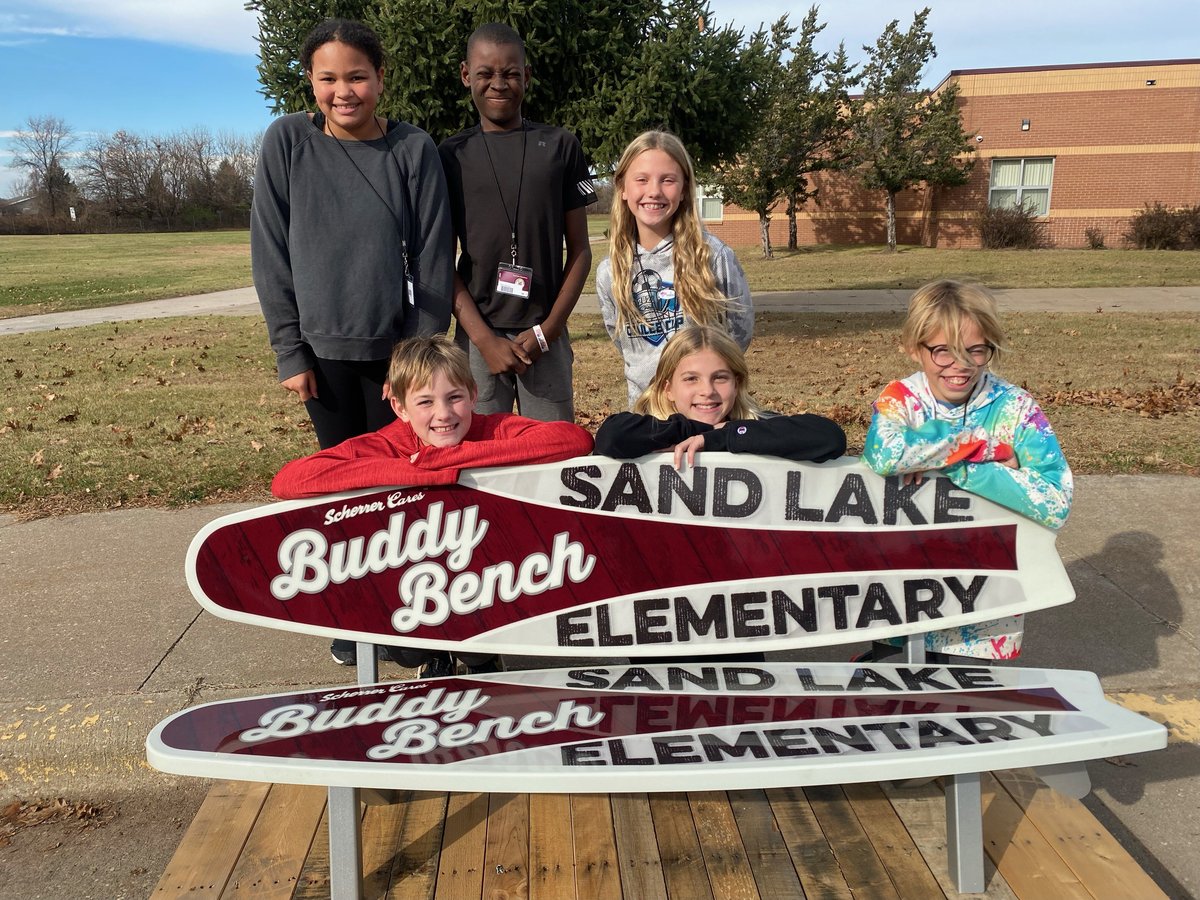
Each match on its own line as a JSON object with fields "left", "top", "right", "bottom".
{"left": 596, "top": 130, "right": 753, "bottom": 407}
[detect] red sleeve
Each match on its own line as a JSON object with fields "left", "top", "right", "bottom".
{"left": 411, "top": 414, "right": 595, "bottom": 471}
{"left": 270, "top": 421, "right": 458, "bottom": 499}
{"left": 271, "top": 415, "right": 594, "bottom": 499}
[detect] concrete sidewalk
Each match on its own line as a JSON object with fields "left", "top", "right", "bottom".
{"left": 2, "top": 283, "right": 1199, "bottom": 335}
{"left": 1, "top": 475, "right": 1198, "bottom": 898}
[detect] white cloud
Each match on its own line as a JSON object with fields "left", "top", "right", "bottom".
{"left": 0, "top": 1, "right": 258, "bottom": 55}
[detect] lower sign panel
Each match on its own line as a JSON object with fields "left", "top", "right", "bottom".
{"left": 147, "top": 662, "right": 1165, "bottom": 792}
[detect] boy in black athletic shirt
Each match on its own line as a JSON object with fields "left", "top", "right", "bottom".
{"left": 439, "top": 22, "right": 596, "bottom": 422}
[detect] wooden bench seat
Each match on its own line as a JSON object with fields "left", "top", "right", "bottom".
{"left": 153, "top": 769, "right": 1167, "bottom": 899}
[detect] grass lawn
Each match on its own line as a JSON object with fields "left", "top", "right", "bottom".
{"left": 733, "top": 245, "right": 1200, "bottom": 292}
{"left": 4, "top": 232, "right": 1199, "bottom": 321}
{"left": 586, "top": 213, "right": 609, "bottom": 239}
{"left": 0, "top": 232, "right": 252, "bottom": 318}
{"left": 1, "top": 311, "right": 1195, "bottom": 518}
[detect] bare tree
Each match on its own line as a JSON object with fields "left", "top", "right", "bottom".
{"left": 78, "top": 126, "right": 259, "bottom": 228}
{"left": 79, "top": 130, "right": 157, "bottom": 220}
{"left": 9, "top": 115, "right": 76, "bottom": 217}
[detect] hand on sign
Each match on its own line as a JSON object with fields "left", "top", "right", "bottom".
{"left": 672, "top": 434, "right": 707, "bottom": 470}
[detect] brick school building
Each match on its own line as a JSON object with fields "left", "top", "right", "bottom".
{"left": 704, "top": 59, "right": 1200, "bottom": 249}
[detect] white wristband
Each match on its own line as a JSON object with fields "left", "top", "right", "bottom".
{"left": 532, "top": 324, "right": 550, "bottom": 352}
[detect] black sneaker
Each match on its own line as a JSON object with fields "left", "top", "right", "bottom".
{"left": 330, "top": 639, "right": 356, "bottom": 666}
{"left": 463, "top": 657, "right": 504, "bottom": 676}
{"left": 331, "top": 641, "right": 392, "bottom": 666}
{"left": 416, "top": 652, "right": 456, "bottom": 680}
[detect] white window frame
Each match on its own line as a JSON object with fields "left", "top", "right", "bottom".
{"left": 988, "top": 157, "right": 1054, "bottom": 216}
{"left": 696, "top": 184, "right": 724, "bottom": 222}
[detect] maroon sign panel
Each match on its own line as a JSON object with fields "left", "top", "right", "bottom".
{"left": 147, "top": 663, "right": 1167, "bottom": 792}
{"left": 185, "top": 459, "right": 1072, "bottom": 655}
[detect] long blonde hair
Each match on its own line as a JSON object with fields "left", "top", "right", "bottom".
{"left": 608, "top": 131, "right": 726, "bottom": 332}
{"left": 634, "top": 325, "right": 762, "bottom": 420}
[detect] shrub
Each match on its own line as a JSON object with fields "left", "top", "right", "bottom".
{"left": 1177, "top": 205, "right": 1200, "bottom": 250}
{"left": 1125, "top": 202, "right": 1184, "bottom": 249}
{"left": 1123, "top": 202, "right": 1200, "bottom": 250}
{"left": 1084, "top": 227, "right": 1106, "bottom": 250}
{"left": 978, "top": 202, "right": 1047, "bottom": 249}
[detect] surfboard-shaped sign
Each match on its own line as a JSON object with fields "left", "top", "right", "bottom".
{"left": 186, "top": 456, "right": 1073, "bottom": 657}
{"left": 147, "top": 662, "right": 1165, "bottom": 792}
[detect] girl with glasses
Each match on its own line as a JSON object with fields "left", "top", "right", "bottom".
{"left": 860, "top": 279, "right": 1073, "bottom": 662}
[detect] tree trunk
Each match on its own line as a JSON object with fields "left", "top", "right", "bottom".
{"left": 759, "top": 214, "right": 773, "bottom": 259}
{"left": 886, "top": 192, "right": 898, "bottom": 251}
{"left": 787, "top": 194, "right": 798, "bottom": 250}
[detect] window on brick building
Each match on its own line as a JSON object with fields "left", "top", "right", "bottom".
{"left": 989, "top": 157, "right": 1054, "bottom": 215}
{"left": 697, "top": 184, "right": 724, "bottom": 222}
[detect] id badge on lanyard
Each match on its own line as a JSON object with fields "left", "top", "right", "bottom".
{"left": 495, "top": 262, "right": 534, "bottom": 299}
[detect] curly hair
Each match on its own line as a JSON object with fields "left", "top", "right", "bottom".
{"left": 300, "top": 19, "right": 384, "bottom": 72}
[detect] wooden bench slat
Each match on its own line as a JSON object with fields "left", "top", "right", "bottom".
{"left": 880, "top": 781, "right": 1018, "bottom": 899}
{"left": 481, "top": 793, "right": 531, "bottom": 898}
{"left": 610, "top": 794, "right": 669, "bottom": 900}
{"left": 726, "top": 788, "right": 807, "bottom": 899}
{"left": 153, "top": 779, "right": 271, "bottom": 897}
{"left": 981, "top": 775, "right": 1093, "bottom": 899}
{"left": 361, "top": 795, "right": 409, "bottom": 898}
{"left": 292, "top": 804, "right": 334, "bottom": 899}
{"left": 569, "top": 793, "right": 623, "bottom": 900}
{"left": 529, "top": 794, "right": 576, "bottom": 900}
{"left": 844, "top": 783, "right": 946, "bottom": 900}
{"left": 381, "top": 791, "right": 449, "bottom": 900}
{"left": 432, "top": 791, "right": 489, "bottom": 899}
{"left": 689, "top": 791, "right": 760, "bottom": 899}
{"left": 805, "top": 784, "right": 901, "bottom": 900}
{"left": 763, "top": 785, "right": 854, "bottom": 899}
{"left": 649, "top": 792, "right": 716, "bottom": 900}
{"left": 994, "top": 770, "right": 1169, "bottom": 900}
{"left": 222, "top": 782, "right": 325, "bottom": 899}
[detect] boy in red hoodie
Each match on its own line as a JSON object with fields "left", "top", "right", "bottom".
{"left": 272, "top": 334, "right": 594, "bottom": 671}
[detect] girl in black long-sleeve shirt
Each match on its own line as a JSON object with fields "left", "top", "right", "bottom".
{"left": 595, "top": 325, "right": 845, "bottom": 468}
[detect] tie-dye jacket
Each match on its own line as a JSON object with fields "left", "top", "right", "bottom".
{"left": 862, "top": 370, "right": 1073, "bottom": 659}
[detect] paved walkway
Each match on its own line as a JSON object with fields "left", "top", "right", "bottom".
{"left": 2, "top": 284, "right": 1198, "bottom": 336}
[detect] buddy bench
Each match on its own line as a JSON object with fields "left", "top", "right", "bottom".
{"left": 147, "top": 456, "right": 1166, "bottom": 898}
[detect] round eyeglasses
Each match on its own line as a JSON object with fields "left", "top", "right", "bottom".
{"left": 921, "top": 343, "right": 995, "bottom": 368}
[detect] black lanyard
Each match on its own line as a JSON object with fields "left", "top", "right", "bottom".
{"left": 321, "top": 113, "right": 413, "bottom": 272}
{"left": 479, "top": 121, "right": 527, "bottom": 265}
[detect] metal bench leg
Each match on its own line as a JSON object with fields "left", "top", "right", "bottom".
{"left": 1035, "top": 761, "right": 1091, "bottom": 799}
{"left": 355, "top": 641, "right": 379, "bottom": 684}
{"left": 946, "top": 772, "right": 985, "bottom": 893}
{"left": 329, "top": 786, "right": 364, "bottom": 899}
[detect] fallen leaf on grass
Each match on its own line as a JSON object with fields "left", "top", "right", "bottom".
{"left": 1045, "top": 380, "right": 1199, "bottom": 418}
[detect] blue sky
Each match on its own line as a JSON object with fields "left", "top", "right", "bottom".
{"left": 3, "top": 0, "right": 1198, "bottom": 195}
